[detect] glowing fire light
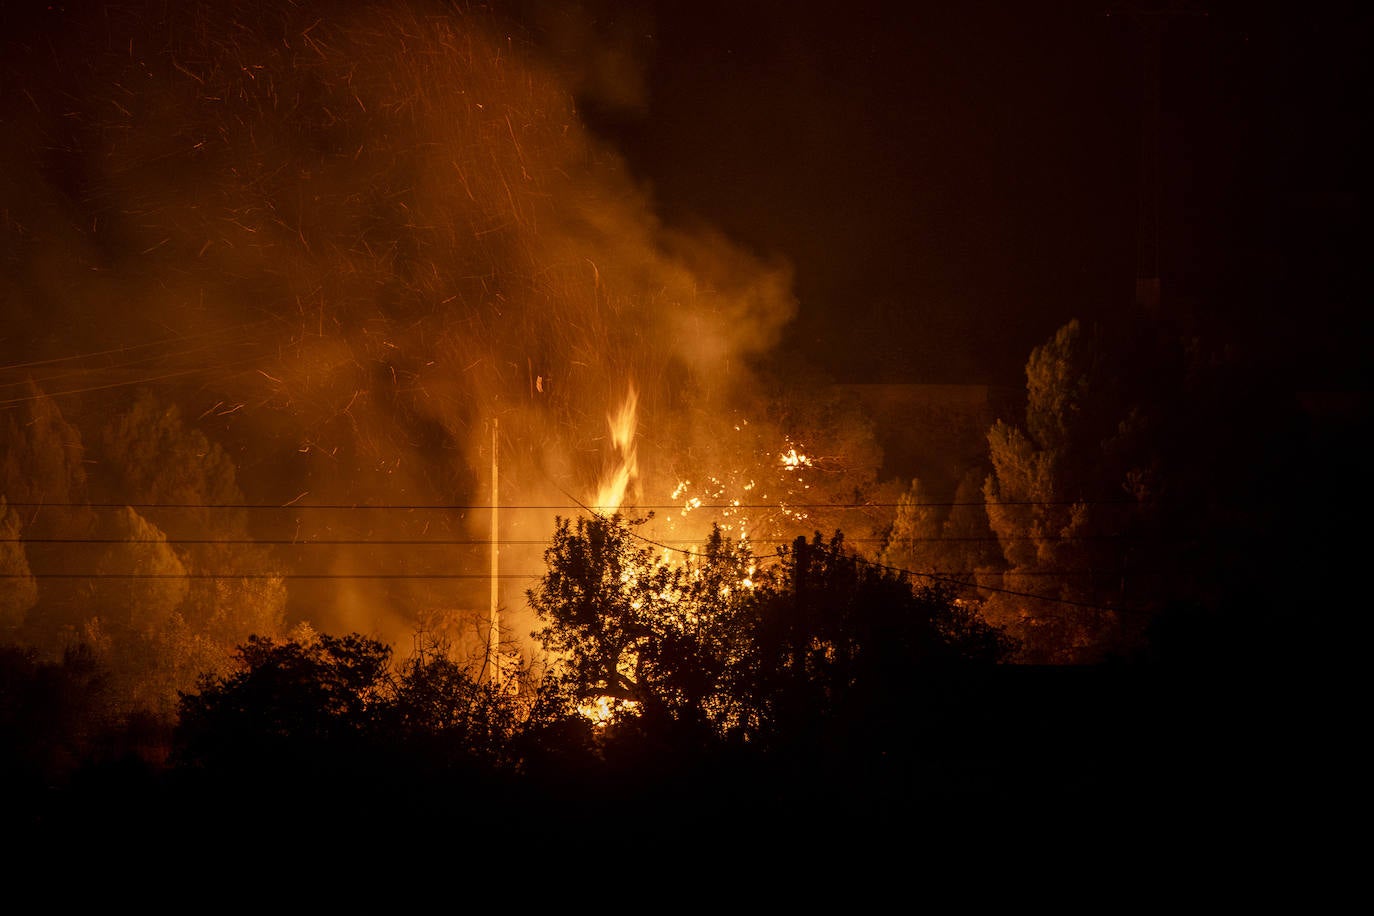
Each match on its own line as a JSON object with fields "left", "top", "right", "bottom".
{"left": 780, "top": 446, "right": 812, "bottom": 470}
{"left": 578, "top": 696, "right": 640, "bottom": 728}
{"left": 592, "top": 384, "right": 639, "bottom": 513}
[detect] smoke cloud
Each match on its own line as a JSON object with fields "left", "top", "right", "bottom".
{"left": 1, "top": 1, "right": 803, "bottom": 649}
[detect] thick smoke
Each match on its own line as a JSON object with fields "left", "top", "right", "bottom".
{"left": 1, "top": 1, "right": 802, "bottom": 650}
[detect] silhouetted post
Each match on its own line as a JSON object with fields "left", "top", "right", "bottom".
{"left": 489, "top": 416, "right": 500, "bottom": 685}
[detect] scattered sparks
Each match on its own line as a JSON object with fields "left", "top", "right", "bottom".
{"left": 0, "top": 2, "right": 835, "bottom": 663}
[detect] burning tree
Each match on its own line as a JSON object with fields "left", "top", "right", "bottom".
{"left": 526, "top": 513, "right": 755, "bottom": 736}
{"left": 526, "top": 511, "right": 1014, "bottom": 750}
{"left": 2, "top": 0, "right": 803, "bottom": 644}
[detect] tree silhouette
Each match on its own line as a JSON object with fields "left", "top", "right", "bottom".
{"left": 526, "top": 513, "right": 755, "bottom": 739}
{"left": 743, "top": 532, "right": 1014, "bottom": 754}
{"left": 387, "top": 649, "right": 523, "bottom": 768}
{"left": 174, "top": 631, "right": 393, "bottom": 776}
{"left": 528, "top": 514, "right": 1014, "bottom": 766}
{"left": 983, "top": 319, "right": 1141, "bottom": 661}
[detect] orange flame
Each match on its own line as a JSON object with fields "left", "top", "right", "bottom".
{"left": 593, "top": 384, "right": 639, "bottom": 513}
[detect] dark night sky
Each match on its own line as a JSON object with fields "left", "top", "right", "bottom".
{"left": 555, "top": 0, "right": 1368, "bottom": 388}
{"left": 0, "top": 0, "right": 1365, "bottom": 393}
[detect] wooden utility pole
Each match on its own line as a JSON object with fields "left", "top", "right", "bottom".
{"left": 488, "top": 416, "right": 500, "bottom": 686}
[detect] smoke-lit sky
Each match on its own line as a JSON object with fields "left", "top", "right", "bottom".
{"left": 3, "top": 0, "right": 1365, "bottom": 388}
{"left": 0, "top": 0, "right": 1365, "bottom": 645}
{"left": 543, "top": 0, "right": 1366, "bottom": 387}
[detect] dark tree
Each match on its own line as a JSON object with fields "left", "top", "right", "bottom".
{"left": 526, "top": 513, "right": 755, "bottom": 739}
{"left": 0, "top": 643, "right": 111, "bottom": 796}
{"left": 526, "top": 512, "right": 1015, "bottom": 797}
{"left": 387, "top": 651, "right": 522, "bottom": 768}
{"left": 174, "top": 632, "right": 393, "bottom": 775}
{"left": 743, "top": 532, "right": 1014, "bottom": 753}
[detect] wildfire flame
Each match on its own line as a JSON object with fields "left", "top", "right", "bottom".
{"left": 780, "top": 446, "right": 813, "bottom": 470}
{"left": 592, "top": 384, "right": 639, "bottom": 513}
{"left": 578, "top": 696, "right": 640, "bottom": 728}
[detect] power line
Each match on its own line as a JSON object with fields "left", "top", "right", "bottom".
{"left": 0, "top": 317, "right": 284, "bottom": 374}
{"left": 0, "top": 568, "right": 1148, "bottom": 614}
{"left": 0, "top": 533, "right": 1154, "bottom": 545}
{"left": 0, "top": 332, "right": 276, "bottom": 392}
{"left": 0, "top": 355, "right": 272, "bottom": 409}
{"left": 1, "top": 573, "right": 542, "bottom": 580}
{"left": 2, "top": 538, "right": 559, "bottom": 546}
{"left": 3, "top": 480, "right": 1163, "bottom": 612}
{"left": 0, "top": 499, "right": 1141, "bottom": 510}
{"left": 853, "top": 556, "right": 1145, "bottom": 615}
{"left": 0, "top": 565, "right": 1167, "bottom": 578}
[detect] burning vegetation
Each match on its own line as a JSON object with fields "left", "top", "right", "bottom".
{"left": 0, "top": 0, "right": 904, "bottom": 716}
{"left": 1, "top": 0, "right": 1317, "bottom": 752}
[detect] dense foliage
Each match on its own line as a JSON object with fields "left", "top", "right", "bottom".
{"left": 3, "top": 515, "right": 1029, "bottom": 837}
{"left": 527, "top": 515, "right": 1014, "bottom": 746}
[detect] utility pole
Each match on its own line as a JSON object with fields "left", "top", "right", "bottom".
{"left": 488, "top": 416, "right": 500, "bottom": 687}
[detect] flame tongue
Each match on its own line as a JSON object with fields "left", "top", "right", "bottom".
{"left": 593, "top": 384, "right": 639, "bottom": 513}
